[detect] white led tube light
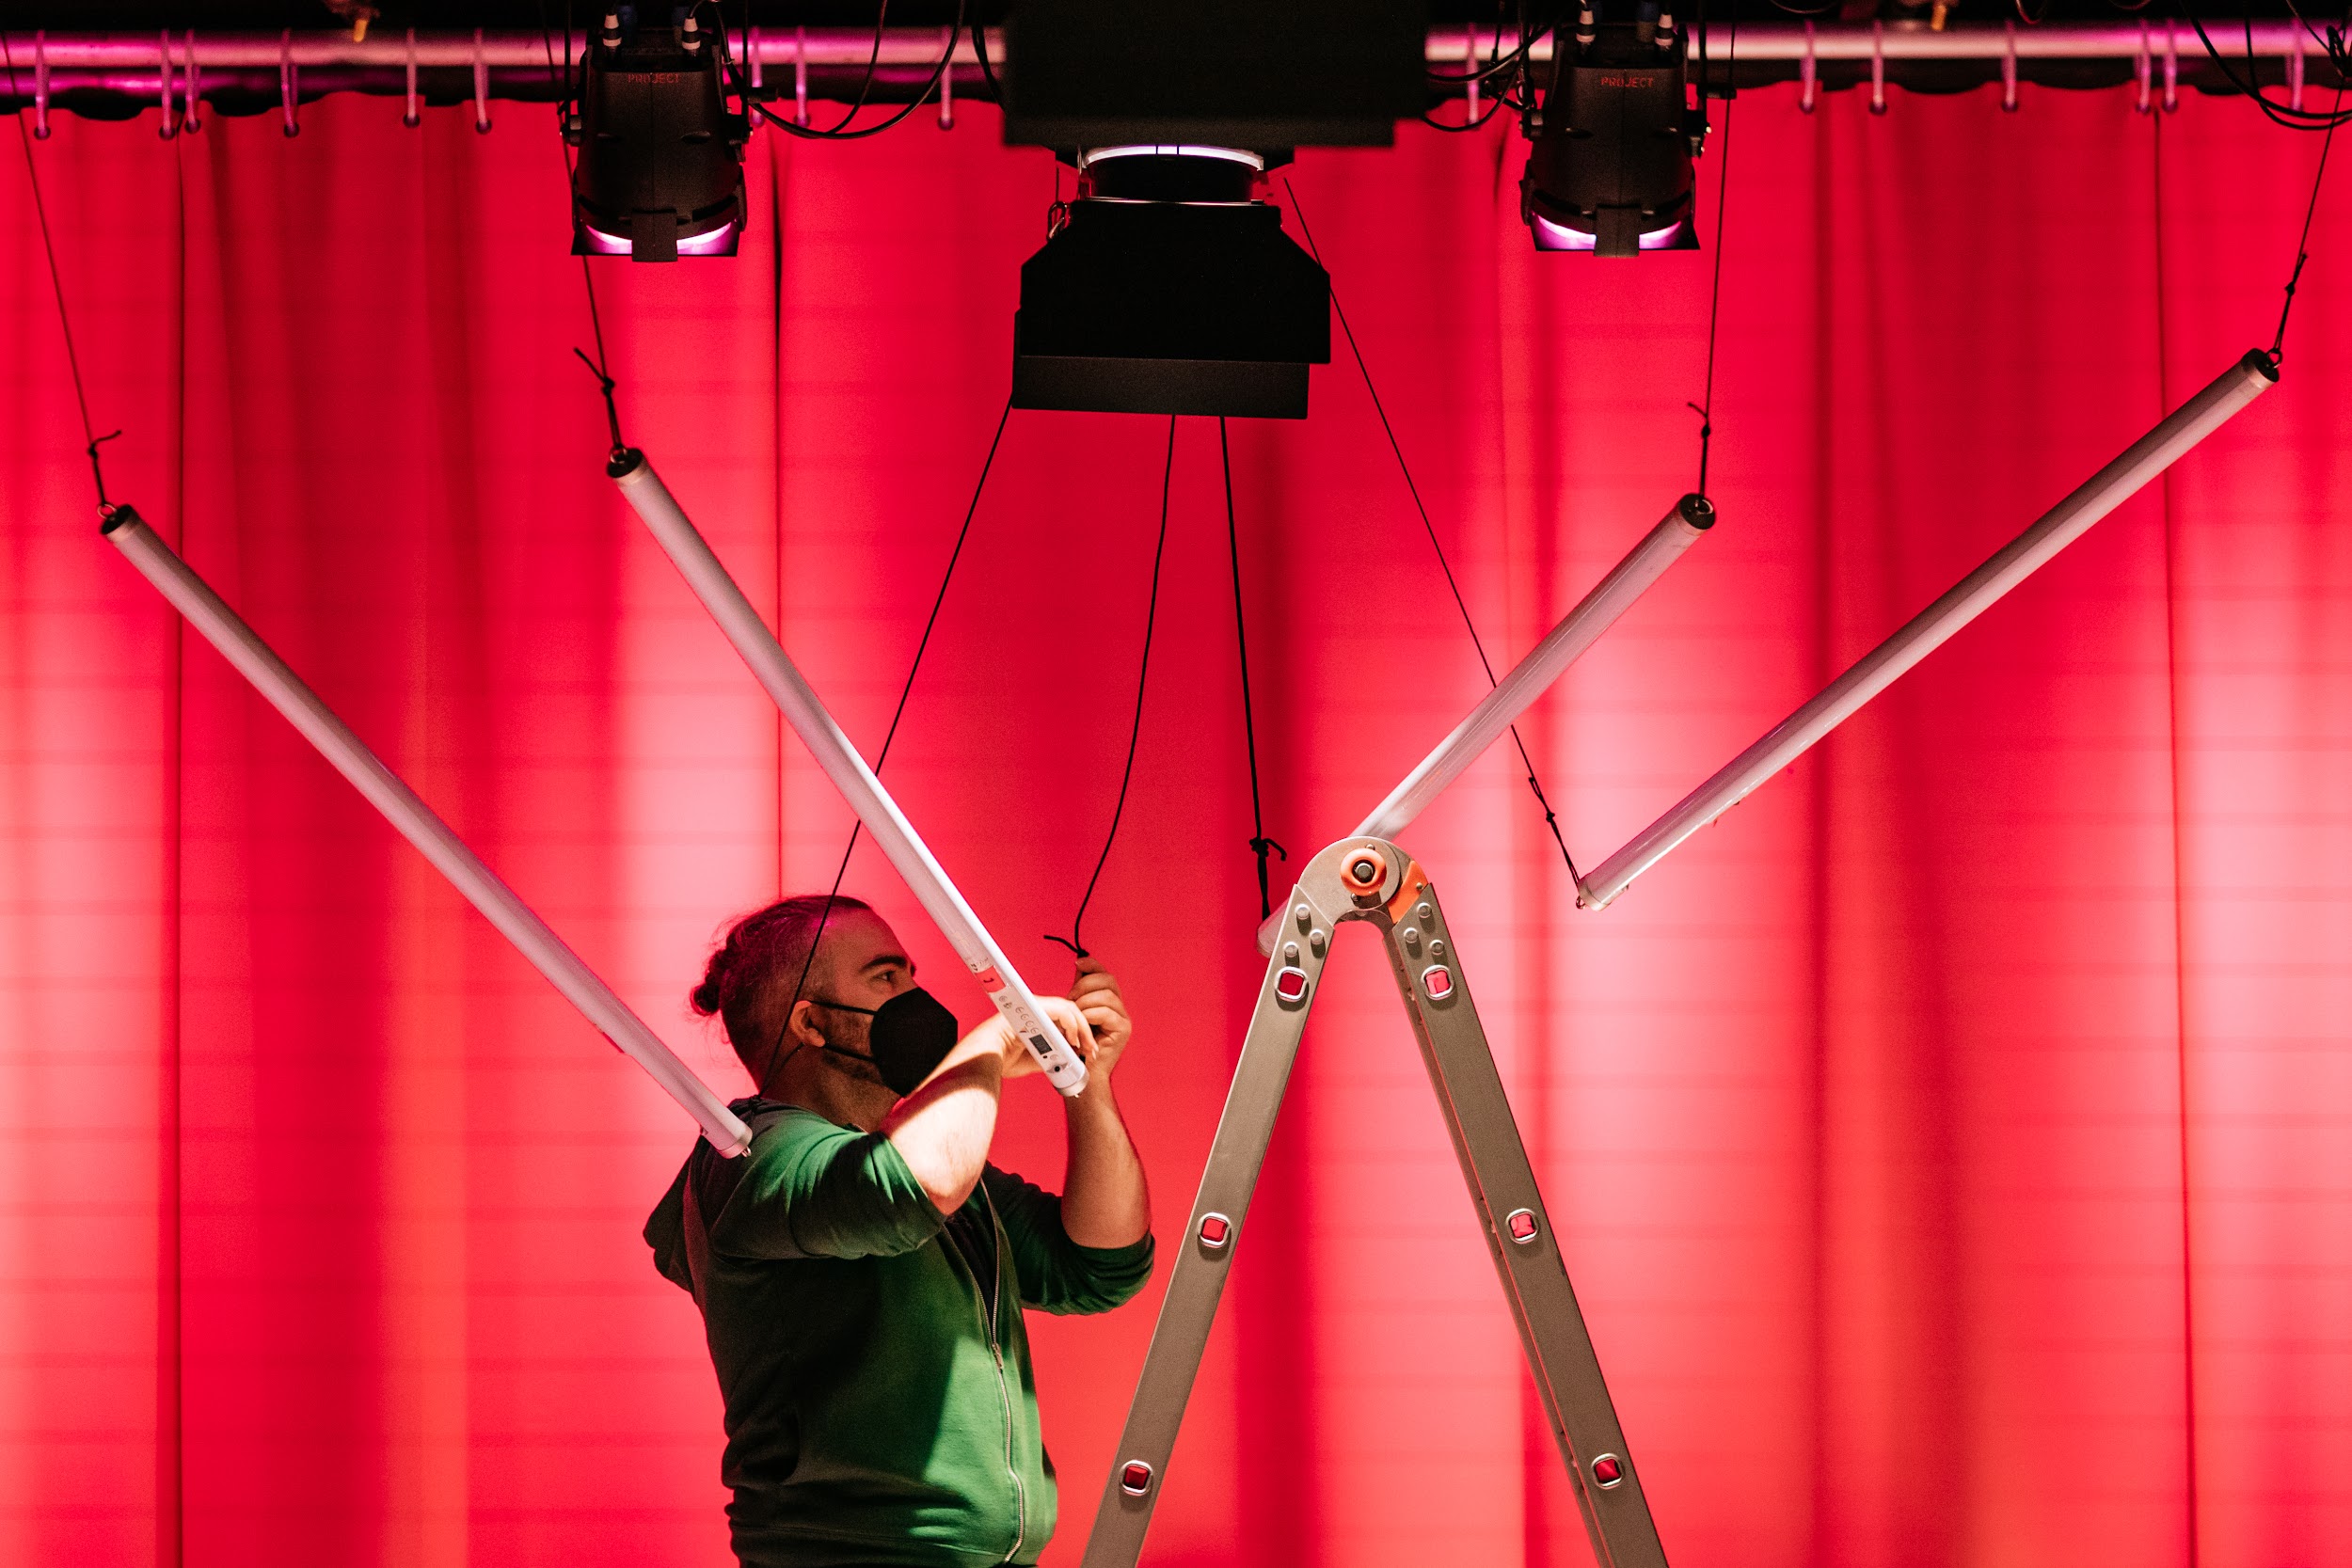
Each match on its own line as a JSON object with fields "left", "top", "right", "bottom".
{"left": 1256, "top": 493, "right": 1714, "bottom": 953}
{"left": 611, "top": 452, "right": 1089, "bottom": 1098}
{"left": 1577, "top": 349, "right": 2278, "bottom": 911}
{"left": 102, "top": 507, "right": 755, "bottom": 1155}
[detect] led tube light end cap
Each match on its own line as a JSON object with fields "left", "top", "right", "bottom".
{"left": 98, "top": 502, "right": 144, "bottom": 537}
{"left": 1677, "top": 493, "right": 1715, "bottom": 530}
{"left": 607, "top": 446, "right": 647, "bottom": 480}
{"left": 2239, "top": 348, "right": 2282, "bottom": 384}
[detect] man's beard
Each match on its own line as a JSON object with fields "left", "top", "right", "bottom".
{"left": 813, "top": 1015, "right": 887, "bottom": 1087}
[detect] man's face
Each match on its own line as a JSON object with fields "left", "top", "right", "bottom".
{"left": 796, "top": 908, "right": 919, "bottom": 1082}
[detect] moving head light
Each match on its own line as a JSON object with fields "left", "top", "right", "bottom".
{"left": 1521, "top": 12, "right": 1705, "bottom": 256}
{"left": 1010, "top": 147, "right": 1332, "bottom": 420}
{"left": 568, "top": 8, "right": 748, "bottom": 261}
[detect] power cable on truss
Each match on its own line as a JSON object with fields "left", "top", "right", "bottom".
{"left": 1281, "top": 178, "right": 1583, "bottom": 882}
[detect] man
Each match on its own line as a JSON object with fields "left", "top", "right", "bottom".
{"left": 647, "top": 894, "right": 1153, "bottom": 1568}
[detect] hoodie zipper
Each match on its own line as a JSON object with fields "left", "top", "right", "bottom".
{"left": 975, "top": 1183, "right": 1025, "bottom": 1564}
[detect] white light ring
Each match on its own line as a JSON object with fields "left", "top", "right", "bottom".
{"left": 1078, "top": 144, "right": 1265, "bottom": 171}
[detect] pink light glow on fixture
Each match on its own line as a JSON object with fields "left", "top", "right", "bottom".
{"left": 1531, "top": 214, "right": 1687, "bottom": 252}
{"left": 580, "top": 221, "right": 740, "bottom": 258}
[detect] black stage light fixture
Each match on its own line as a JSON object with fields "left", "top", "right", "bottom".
{"left": 1520, "top": 12, "right": 1706, "bottom": 256}
{"left": 568, "top": 8, "right": 748, "bottom": 261}
{"left": 1002, "top": 0, "right": 1428, "bottom": 150}
{"left": 1009, "top": 147, "right": 1332, "bottom": 420}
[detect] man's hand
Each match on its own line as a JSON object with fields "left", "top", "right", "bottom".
{"left": 997, "top": 994, "right": 1094, "bottom": 1080}
{"left": 1069, "top": 958, "right": 1133, "bottom": 1078}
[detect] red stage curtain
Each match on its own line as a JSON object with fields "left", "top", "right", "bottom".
{"left": 4, "top": 84, "right": 2348, "bottom": 1568}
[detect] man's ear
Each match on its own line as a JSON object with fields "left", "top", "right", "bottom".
{"left": 786, "top": 997, "right": 828, "bottom": 1051}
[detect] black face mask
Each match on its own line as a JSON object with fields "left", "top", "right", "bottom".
{"left": 806, "top": 987, "right": 961, "bottom": 1097}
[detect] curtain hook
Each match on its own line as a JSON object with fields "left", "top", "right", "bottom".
{"left": 402, "top": 27, "right": 421, "bottom": 127}
{"left": 32, "top": 30, "right": 49, "bottom": 140}
{"left": 1800, "top": 20, "right": 1817, "bottom": 115}
{"left": 2135, "top": 22, "right": 2152, "bottom": 115}
{"left": 158, "top": 30, "right": 178, "bottom": 139}
{"left": 1869, "top": 20, "right": 1888, "bottom": 115}
{"left": 2161, "top": 19, "right": 2178, "bottom": 113}
{"left": 473, "top": 27, "right": 492, "bottom": 133}
{"left": 1466, "top": 19, "right": 1482, "bottom": 119}
{"left": 938, "top": 24, "right": 955, "bottom": 129}
{"left": 2002, "top": 19, "right": 2020, "bottom": 113}
{"left": 794, "top": 24, "right": 809, "bottom": 126}
{"left": 183, "top": 30, "right": 202, "bottom": 134}
{"left": 280, "top": 28, "right": 300, "bottom": 136}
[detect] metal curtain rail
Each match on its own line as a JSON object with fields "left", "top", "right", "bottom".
{"left": 7, "top": 24, "right": 2336, "bottom": 120}
{"left": 610, "top": 451, "right": 1090, "bottom": 1098}
{"left": 1577, "top": 350, "right": 2278, "bottom": 910}
{"left": 12, "top": 23, "right": 2338, "bottom": 68}
{"left": 100, "top": 506, "right": 756, "bottom": 1156}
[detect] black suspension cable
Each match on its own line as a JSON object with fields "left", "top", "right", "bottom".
{"left": 535, "top": 6, "right": 632, "bottom": 460}
{"left": 2269, "top": 82, "right": 2347, "bottom": 364}
{"left": 1048, "top": 417, "right": 1177, "bottom": 959}
{"left": 6, "top": 30, "right": 121, "bottom": 514}
{"left": 1688, "top": 16, "right": 1739, "bottom": 497}
{"left": 1221, "top": 418, "right": 1285, "bottom": 919}
{"left": 763, "top": 395, "right": 1016, "bottom": 1085}
{"left": 1281, "top": 179, "right": 1581, "bottom": 879}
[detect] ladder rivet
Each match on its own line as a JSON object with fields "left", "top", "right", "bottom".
{"left": 1294, "top": 902, "right": 1311, "bottom": 927}
{"left": 1402, "top": 926, "right": 1420, "bottom": 945}
{"left": 1417, "top": 902, "right": 1433, "bottom": 922}
{"left": 1309, "top": 928, "right": 1326, "bottom": 952}
{"left": 1591, "top": 1452, "right": 1626, "bottom": 1488}
{"left": 1120, "top": 1460, "right": 1154, "bottom": 1495}
{"left": 1505, "top": 1207, "right": 1538, "bottom": 1243}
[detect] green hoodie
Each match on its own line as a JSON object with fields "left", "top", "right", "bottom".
{"left": 645, "top": 1098, "right": 1154, "bottom": 1568}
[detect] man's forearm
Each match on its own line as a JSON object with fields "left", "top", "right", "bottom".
{"left": 1060, "top": 1082, "right": 1150, "bottom": 1248}
{"left": 884, "top": 1037, "right": 1005, "bottom": 1214}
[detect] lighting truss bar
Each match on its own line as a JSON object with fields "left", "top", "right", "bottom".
{"left": 10, "top": 24, "right": 2335, "bottom": 117}
{"left": 1255, "top": 493, "right": 1713, "bottom": 954}
{"left": 18, "top": 24, "right": 2332, "bottom": 69}
{"left": 100, "top": 506, "right": 755, "bottom": 1156}
{"left": 610, "top": 451, "right": 1089, "bottom": 1099}
{"left": 1575, "top": 350, "right": 2277, "bottom": 912}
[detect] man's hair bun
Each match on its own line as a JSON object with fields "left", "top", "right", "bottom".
{"left": 691, "top": 894, "right": 874, "bottom": 1084}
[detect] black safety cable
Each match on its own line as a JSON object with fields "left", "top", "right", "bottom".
{"left": 1220, "top": 418, "right": 1285, "bottom": 920}
{"left": 1281, "top": 179, "right": 1581, "bottom": 880}
{"left": 760, "top": 396, "right": 1017, "bottom": 1087}
{"left": 1047, "top": 417, "right": 1177, "bottom": 959}
{"left": 2269, "top": 82, "right": 2347, "bottom": 366}
{"left": 1688, "top": 16, "right": 1738, "bottom": 496}
{"left": 7, "top": 31, "right": 122, "bottom": 515}
{"left": 536, "top": 8, "right": 634, "bottom": 460}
